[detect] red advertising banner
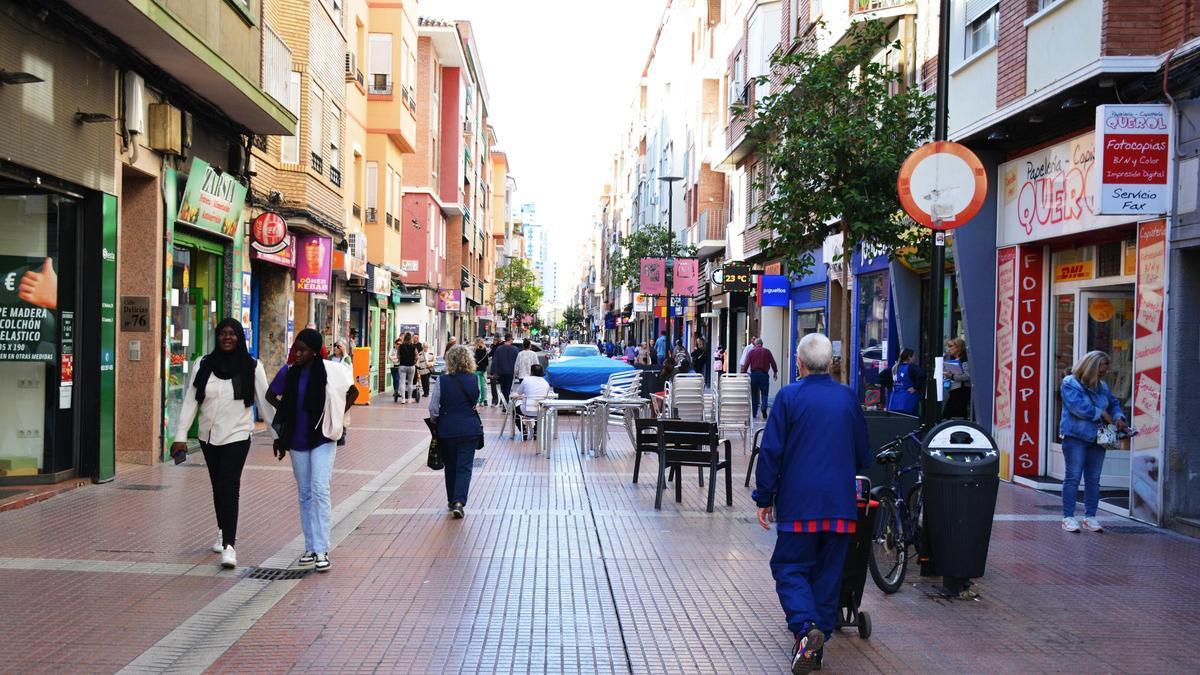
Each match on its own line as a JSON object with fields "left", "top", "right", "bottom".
{"left": 1012, "top": 246, "right": 1044, "bottom": 477}
{"left": 1131, "top": 219, "right": 1166, "bottom": 523}
{"left": 639, "top": 258, "right": 665, "bottom": 295}
{"left": 674, "top": 258, "right": 698, "bottom": 296}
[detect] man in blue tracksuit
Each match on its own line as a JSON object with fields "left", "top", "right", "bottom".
{"left": 754, "top": 333, "right": 871, "bottom": 674}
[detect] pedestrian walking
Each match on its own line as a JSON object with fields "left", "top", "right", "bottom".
{"left": 328, "top": 340, "right": 352, "bottom": 366}
{"left": 473, "top": 337, "right": 490, "bottom": 406}
{"left": 741, "top": 338, "right": 779, "bottom": 419}
{"left": 655, "top": 331, "right": 668, "bottom": 364}
{"left": 754, "top": 333, "right": 871, "bottom": 674}
{"left": 941, "top": 337, "right": 971, "bottom": 419}
{"left": 171, "top": 318, "right": 273, "bottom": 570}
{"left": 388, "top": 338, "right": 403, "bottom": 402}
{"left": 492, "top": 334, "right": 520, "bottom": 407}
{"left": 514, "top": 338, "right": 539, "bottom": 383}
{"left": 739, "top": 336, "right": 759, "bottom": 372}
{"left": 1059, "top": 350, "right": 1127, "bottom": 533}
{"left": 415, "top": 342, "right": 434, "bottom": 403}
{"left": 487, "top": 338, "right": 502, "bottom": 406}
{"left": 691, "top": 337, "right": 708, "bottom": 385}
{"left": 713, "top": 345, "right": 726, "bottom": 381}
{"left": 886, "top": 348, "right": 924, "bottom": 416}
{"left": 267, "top": 328, "right": 358, "bottom": 573}
{"left": 428, "top": 345, "right": 484, "bottom": 519}
{"left": 394, "top": 332, "right": 419, "bottom": 404}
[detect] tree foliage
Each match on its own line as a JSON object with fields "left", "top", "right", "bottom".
{"left": 608, "top": 224, "right": 699, "bottom": 293}
{"left": 741, "top": 21, "right": 934, "bottom": 274}
{"left": 561, "top": 304, "right": 586, "bottom": 329}
{"left": 495, "top": 258, "right": 543, "bottom": 318}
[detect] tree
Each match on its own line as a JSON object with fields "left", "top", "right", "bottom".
{"left": 495, "top": 258, "right": 543, "bottom": 323}
{"left": 562, "top": 304, "right": 585, "bottom": 330}
{"left": 607, "top": 224, "right": 699, "bottom": 293}
{"left": 741, "top": 21, "right": 934, "bottom": 379}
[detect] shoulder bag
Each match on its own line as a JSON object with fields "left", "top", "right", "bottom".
{"left": 423, "top": 416, "right": 443, "bottom": 470}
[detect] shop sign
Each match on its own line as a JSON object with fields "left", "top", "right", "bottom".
{"left": 120, "top": 296, "right": 151, "bottom": 332}
{"left": 1095, "top": 105, "right": 1172, "bottom": 216}
{"left": 295, "top": 236, "right": 332, "bottom": 294}
{"left": 895, "top": 236, "right": 956, "bottom": 274}
{"left": 674, "top": 258, "right": 699, "bottom": 296}
{"left": 250, "top": 212, "right": 289, "bottom": 254}
{"left": 401, "top": 259, "right": 419, "bottom": 272}
{"left": 176, "top": 157, "right": 247, "bottom": 238}
{"left": 368, "top": 265, "right": 391, "bottom": 296}
{"left": 251, "top": 234, "right": 296, "bottom": 268}
{"left": 240, "top": 272, "right": 252, "bottom": 349}
{"left": 759, "top": 275, "right": 789, "bottom": 307}
{"left": 1012, "top": 246, "right": 1044, "bottom": 477}
{"left": 639, "top": 258, "right": 665, "bottom": 295}
{"left": 476, "top": 306, "right": 494, "bottom": 321}
{"left": 993, "top": 247, "right": 1017, "bottom": 480}
{"left": 1053, "top": 260, "right": 1094, "bottom": 283}
{"left": 0, "top": 255, "right": 57, "bottom": 361}
{"left": 999, "top": 132, "right": 1127, "bottom": 247}
{"left": 714, "top": 262, "right": 751, "bottom": 292}
{"left": 332, "top": 250, "right": 367, "bottom": 279}
{"left": 398, "top": 324, "right": 420, "bottom": 337}
{"left": 633, "top": 293, "right": 654, "bottom": 313}
{"left": 438, "top": 289, "right": 462, "bottom": 312}
{"left": 1131, "top": 219, "right": 1167, "bottom": 523}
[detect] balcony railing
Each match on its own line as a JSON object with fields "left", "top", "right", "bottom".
{"left": 310, "top": 152, "right": 323, "bottom": 173}
{"left": 355, "top": 70, "right": 364, "bottom": 88}
{"left": 365, "top": 207, "right": 377, "bottom": 223}
{"left": 401, "top": 85, "right": 416, "bottom": 111}
{"left": 352, "top": 203, "right": 361, "bottom": 219}
{"left": 853, "top": 0, "right": 912, "bottom": 12}
{"left": 688, "top": 207, "right": 728, "bottom": 248}
{"left": 386, "top": 213, "right": 393, "bottom": 226}
{"left": 368, "top": 74, "right": 392, "bottom": 95}
{"left": 329, "top": 165, "right": 341, "bottom": 187}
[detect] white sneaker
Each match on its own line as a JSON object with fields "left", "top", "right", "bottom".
{"left": 220, "top": 545, "right": 237, "bottom": 569}
{"left": 212, "top": 532, "right": 224, "bottom": 553}
{"left": 1062, "top": 517, "right": 1081, "bottom": 532}
{"left": 314, "top": 552, "right": 331, "bottom": 573}
{"left": 1081, "top": 517, "right": 1104, "bottom": 532}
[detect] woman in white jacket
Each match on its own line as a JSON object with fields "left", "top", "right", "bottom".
{"left": 170, "top": 318, "right": 273, "bottom": 570}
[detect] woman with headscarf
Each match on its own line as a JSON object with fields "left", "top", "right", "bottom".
{"left": 266, "top": 329, "right": 358, "bottom": 573}
{"left": 171, "top": 319, "right": 273, "bottom": 570}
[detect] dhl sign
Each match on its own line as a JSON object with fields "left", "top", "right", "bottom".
{"left": 1054, "top": 260, "right": 1094, "bottom": 283}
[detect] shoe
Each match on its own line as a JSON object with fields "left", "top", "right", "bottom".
{"left": 314, "top": 553, "right": 331, "bottom": 573}
{"left": 1081, "top": 517, "right": 1104, "bottom": 532}
{"left": 1062, "top": 517, "right": 1081, "bottom": 532}
{"left": 211, "top": 531, "right": 224, "bottom": 554}
{"left": 451, "top": 502, "right": 465, "bottom": 519}
{"left": 762, "top": 411, "right": 769, "bottom": 419}
{"left": 791, "top": 626, "right": 824, "bottom": 675}
{"left": 297, "top": 551, "right": 317, "bottom": 568}
{"left": 394, "top": 394, "right": 399, "bottom": 402}
{"left": 220, "top": 545, "right": 237, "bottom": 569}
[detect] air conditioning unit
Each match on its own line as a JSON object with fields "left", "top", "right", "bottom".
{"left": 347, "top": 232, "right": 368, "bottom": 260}
{"left": 344, "top": 52, "right": 356, "bottom": 82}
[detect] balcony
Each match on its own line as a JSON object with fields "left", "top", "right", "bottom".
{"left": 368, "top": 73, "right": 392, "bottom": 96}
{"left": 460, "top": 266, "right": 470, "bottom": 291}
{"left": 311, "top": 152, "right": 323, "bottom": 174}
{"left": 852, "top": 0, "right": 916, "bottom": 17}
{"left": 365, "top": 207, "right": 378, "bottom": 223}
{"left": 355, "top": 70, "right": 365, "bottom": 88}
{"left": 330, "top": 166, "right": 342, "bottom": 187}
{"left": 352, "top": 203, "right": 362, "bottom": 219}
{"left": 401, "top": 85, "right": 416, "bottom": 112}
{"left": 462, "top": 217, "right": 470, "bottom": 242}
{"left": 386, "top": 213, "right": 393, "bottom": 227}
{"left": 687, "top": 208, "right": 728, "bottom": 257}
{"left": 718, "top": 81, "right": 756, "bottom": 170}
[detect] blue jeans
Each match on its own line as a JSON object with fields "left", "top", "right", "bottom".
{"left": 750, "top": 370, "right": 770, "bottom": 416}
{"left": 771, "top": 531, "right": 851, "bottom": 638}
{"left": 1062, "top": 436, "right": 1106, "bottom": 518}
{"left": 290, "top": 441, "right": 337, "bottom": 554}
{"left": 440, "top": 436, "right": 478, "bottom": 506}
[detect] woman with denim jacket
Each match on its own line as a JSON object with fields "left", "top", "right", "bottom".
{"left": 1059, "top": 350, "right": 1127, "bottom": 533}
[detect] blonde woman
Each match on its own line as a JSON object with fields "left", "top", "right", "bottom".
{"left": 428, "top": 345, "right": 484, "bottom": 518}
{"left": 1059, "top": 351, "right": 1126, "bottom": 533}
{"left": 941, "top": 337, "right": 971, "bottom": 419}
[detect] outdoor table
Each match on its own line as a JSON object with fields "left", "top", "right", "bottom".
{"left": 590, "top": 397, "right": 651, "bottom": 456}
{"left": 537, "top": 398, "right": 592, "bottom": 454}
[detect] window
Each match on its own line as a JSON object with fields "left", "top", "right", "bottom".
{"left": 366, "top": 161, "right": 379, "bottom": 211}
{"left": 368, "top": 33, "right": 393, "bottom": 94}
{"left": 281, "top": 71, "right": 301, "bottom": 164}
{"left": 728, "top": 52, "right": 744, "bottom": 110}
{"left": 391, "top": 170, "right": 401, "bottom": 229}
{"left": 330, "top": 0, "right": 341, "bottom": 22}
{"left": 1036, "top": 0, "right": 1061, "bottom": 11}
{"left": 329, "top": 103, "right": 341, "bottom": 171}
{"left": 384, "top": 165, "right": 393, "bottom": 219}
{"left": 262, "top": 27, "right": 292, "bottom": 107}
{"left": 965, "top": 5, "right": 999, "bottom": 58}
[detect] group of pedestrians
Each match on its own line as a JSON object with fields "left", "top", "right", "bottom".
{"left": 388, "top": 333, "right": 435, "bottom": 404}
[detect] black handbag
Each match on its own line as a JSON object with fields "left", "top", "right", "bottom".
{"left": 423, "top": 417, "right": 444, "bottom": 470}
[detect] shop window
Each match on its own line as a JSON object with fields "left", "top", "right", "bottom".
{"left": 857, "top": 270, "right": 889, "bottom": 400}
{"left": 1096, "top": 241, "right": 1122, "bottom": 278}
{"left": 1122, "top": 237, "right": 1137, "bottom": 276}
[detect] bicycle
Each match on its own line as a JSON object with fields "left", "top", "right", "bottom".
{"left": 867, "top": 429, "right": 925, "bottom": 594}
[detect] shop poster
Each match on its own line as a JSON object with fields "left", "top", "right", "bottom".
{"left": 640, "top": 258, "right": 665, "bottom": 295}
{"left": 176, "top": 157, "right": 248, "bottom": 238}
{"left": 674, "top": 258, "right": 699, "bottom": 296}
{"left": 992, "top": 247, "right": 1017, "bottom": 479}
{"left": 0, "top": 255, "right": 57, "bottom": 361}
{"left": 1131, "top": 219, "right": 1166, "bottom": 524}
{"left": 295, "top": 236, "right": 332, "bottom": 294}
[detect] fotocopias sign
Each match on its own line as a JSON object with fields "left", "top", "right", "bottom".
{"left": 1095, "top": 105, "right": 1172, "bottom": 216}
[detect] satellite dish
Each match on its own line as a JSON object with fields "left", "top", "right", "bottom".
{"left": 897, "top": 141, "right": 987, "bottom": 230}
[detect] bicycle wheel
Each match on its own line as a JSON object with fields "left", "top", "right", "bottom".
{"left": 906, "top": 482, "right": 924, "bottom": 557}
{"left": 868, "top": 494, "right": 908, "bottom": 594}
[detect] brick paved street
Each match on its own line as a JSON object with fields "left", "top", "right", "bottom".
{"left": 1, "top": 396, "right": 1198, "bottom": 674}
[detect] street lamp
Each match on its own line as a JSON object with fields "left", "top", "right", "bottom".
{"left": 658, "top": 175, "right": 684, "bottom": 357}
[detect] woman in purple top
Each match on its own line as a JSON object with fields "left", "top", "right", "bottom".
{"left": 267, "top": 329, "right": 358, "bottom": 573}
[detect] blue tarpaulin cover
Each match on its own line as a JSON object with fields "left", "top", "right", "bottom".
{"left": 546, "top": 356, "right": 635, "bottom": 394}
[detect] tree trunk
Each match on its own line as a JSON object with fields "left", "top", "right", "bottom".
{"left": 840, "top": 223, "right": 852, "bottom": 386}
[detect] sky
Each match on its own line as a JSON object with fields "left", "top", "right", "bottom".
{"left": 424, "top": 0, "right": 667, "bottom": 305}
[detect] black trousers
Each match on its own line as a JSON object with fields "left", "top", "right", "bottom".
{"left": 201, "top": 439, "right": 252, "bottom": 547}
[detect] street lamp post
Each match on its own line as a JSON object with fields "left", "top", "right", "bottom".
{"left": 659, "top": 175, "right": 683, "bottom": 358}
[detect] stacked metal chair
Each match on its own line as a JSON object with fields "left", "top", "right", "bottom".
{"left": 715, "top": 373, "right": 754, "bottom": 454}
{"left": 663, "top": 373, "right": 706, "bottom": 421}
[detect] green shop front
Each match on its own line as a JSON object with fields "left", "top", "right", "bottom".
{"left": 162, "top": 158, "right": 248, "bottom": 457}
{"left": 0, "top": 169, "right": 117, "bottom": 483}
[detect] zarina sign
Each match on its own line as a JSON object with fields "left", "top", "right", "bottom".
{"left": 1095, "top": 105, "right": 1172, "bottom": 216}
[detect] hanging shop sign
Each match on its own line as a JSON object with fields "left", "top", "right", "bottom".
{"left": 633, "top": 293, "right": 654, "bottom": 313}
{"left": 368, "top": 265, "right": 391, "bottom": 296}
{"left": 250, "top": 212, "right": 289, "bottom": 254}
{"left": 295, "top": 235, "right": 332, "bottom": 294}
{"left": 897, "top": 141, "right": 987, "bottom": 230}
{"left": 1053, "top": 259, "right": 1095, "bottom": 283}
{"left": 476, "top": 305, "right": 494, "bottom": 321}
{"left": 1095, "top": 105, "right": 1172, "bottom": 216}
{"left": 998, "top": 132, "right": 1128, "bottom": 247}
{"left": 639, "top": 258, "right": 666, "bottom": 295}
{"left": 437, "top": 289, "right": 462, "bottom": 312}
{"left": 674, "top": 258, "right": 699, "bottom": 296}
{"left": 0, "top": 255, "right": 57, "bottom": 361}
{"left": 332, "top": 250, "right": 367, "bottom": 279}
{"left": 251, "top": 234, "right": 296, "bottom": 268}
{"left": 176, "top": 157, "right": 247, "bottom": 238}
{"left": 713, "top": 262, "right": 751, "bottom": 292}
{"left": 759, "top": 274, "right": 790, "bottom": 307}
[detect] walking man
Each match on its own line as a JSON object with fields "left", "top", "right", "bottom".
{"left": 655, "top": 330, "right": 668, "bottom": 364}
{"left": 754, "top": 333, "right": 871, "bottom": 674}
{"left": 491, "top": 334, "right": 519, "bottom": 410}
{"left": 742, "top": 338, "right": 779, "bottom": 418}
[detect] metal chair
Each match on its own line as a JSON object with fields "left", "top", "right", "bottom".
{"left": 716, "top": 373, "right": 753, "bottom": 453}
{"left": 745, "top": 427, "right": 766, "bottom": 487}
{"left": 664, "top": 373, "right": 706, "bottom": 421}
{"left": 515, "top": 392, "right": 553, "bottom": 443}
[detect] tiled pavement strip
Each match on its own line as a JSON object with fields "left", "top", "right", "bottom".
{"left": 0, "top": 398, "right": 1198, "bottom": 673}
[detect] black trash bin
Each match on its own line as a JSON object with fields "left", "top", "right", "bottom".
{"left": 920, "top": 420, "right": 1000, "bottom": 580}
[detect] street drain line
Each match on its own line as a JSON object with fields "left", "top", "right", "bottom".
{"left": 572, "top": 436, "right": 635, "bottom": 675}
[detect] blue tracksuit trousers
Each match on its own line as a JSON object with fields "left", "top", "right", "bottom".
{"left": 770, "top": 531, "right": 851, "bottom": 638}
